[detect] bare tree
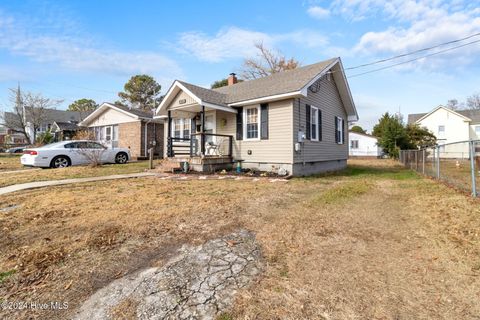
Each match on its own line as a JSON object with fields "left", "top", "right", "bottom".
{"left": 466, "top": 93, "right": 480, "bottom": 110}
{"left": 72, "top": 130, "right": 105, "bottom": 167}
{"left": 446, "top": 99, "right": 463, "bottom": 110}
{"left": 240, "top": 42, "right": 300, "bottom": 80}
{"left": 1, "top": 85, "right": 62, "bottom": 144}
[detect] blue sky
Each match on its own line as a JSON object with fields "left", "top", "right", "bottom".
{"left": 1, "top": 0, "right": 480, "bottom": 131}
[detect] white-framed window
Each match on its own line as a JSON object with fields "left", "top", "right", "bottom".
{"left": 171, "top": 118, "right": 191, "bottom": 139}
{"left": 438, "top": 125, "right": 445, "bottom": 135}
{"left": 350, "top": 140, "right": 359, "bottom": 149}
{"left": 311, "top": 106, "right": 319, "bottom": 141}
{"left": 336, "top": 116, "right": 344, "bottom": 144}
{"left": 475, "top": 126, "right": 480, "bottom": 136}
{"left": 244, "top": 106, "right": 260, "bottom": 140}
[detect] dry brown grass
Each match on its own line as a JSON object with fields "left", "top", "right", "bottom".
{"left": 0, "top": 154, "right": 24, "bottom": 172}
{"left": 0, "top": 160, "right": 152, "bottom": 187}
{"left": 0, "top": 159, "right": 479, "bottom": 319}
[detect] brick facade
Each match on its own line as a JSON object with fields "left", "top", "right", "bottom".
{"left": 118, "top": 121, "right": 164, "bottom": 160}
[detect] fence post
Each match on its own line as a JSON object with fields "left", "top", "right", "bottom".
{"left": 436, "top": 146, "right": 440, "bottom": 179}
{"left": 422, "top": 149, "right": 425, "bottom": 175}
{"left": 470, "top": 140, "right": 477, "bottom": 197}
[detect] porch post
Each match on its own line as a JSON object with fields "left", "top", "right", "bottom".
{"left": 200, "top": 105, "right": 205, "bottom": 156}
{"left": 167, "top": 110, "right": 172, "bottom": 157}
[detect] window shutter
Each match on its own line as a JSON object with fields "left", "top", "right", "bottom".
{"left": 236, "top": 107, "right": 243, "bottom": 140}
{"left": 306, "top": 104, "right": 311, "bottom": 140}
{"left": 334, "top": 116, "right": 339, "bottom": 143}
{"left": 342, "top": 118, "right": 345, "bottom": 144}
{"left": 260, "top": 103, "right": 269, "bottom": 140}
{"left": 318, "top": 109, "right": 322, "bottom": 141}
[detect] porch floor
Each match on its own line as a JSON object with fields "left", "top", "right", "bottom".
{"left": 168, "top": 156, "right": 233, "bottom": 172}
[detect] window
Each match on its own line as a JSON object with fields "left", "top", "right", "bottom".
{"left": 105, "top": 126, "right": 112, "bottom": 141}
{"left": 171, "top": 118, "right": 191, "bottom": 140}
{"left": 311, "top": 107, "right": 319, "bottom": 141}
{"left": 183, "top": 119, "right": 191, "bottom": 139}
{"left": 438, "top": 125, "right": 445, "bottom": 135}
{"left": 336, "top": 117, "right": 344, "bottom": 144}
{"left": 475, "top": 126, "right": 480, "bottom": 136}
{"left": 244, "top": 106, "right": 260, "bottom": 140}
{"left": 351, "top": 140, "right": 359, "bottom": 149}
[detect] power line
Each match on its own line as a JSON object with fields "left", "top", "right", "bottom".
{"left": 345, "top": 32, "right": 480, "bottom": 71}
{"left": 347, "top": 38, "right": 480, "bottom": 78}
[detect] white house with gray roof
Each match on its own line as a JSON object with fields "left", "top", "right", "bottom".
{"left": 408, "top": 105, "right": 480, "bottom": 158}
{"left": 156, "top": 57, "right": 358, "bottom": 176}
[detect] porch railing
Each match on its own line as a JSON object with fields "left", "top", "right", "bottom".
{"left": 167, "top": 133, "right": 233, "bottom": 157}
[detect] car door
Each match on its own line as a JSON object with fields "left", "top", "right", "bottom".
{"left": 86, "top": 142, "right": 111, "bottom": 163}
{"left": 63, "top": 142, "right": 87, "bottom": 165}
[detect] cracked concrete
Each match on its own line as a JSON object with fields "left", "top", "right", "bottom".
{"left": 74, "top": 230, "right": 262, "bottom": 320}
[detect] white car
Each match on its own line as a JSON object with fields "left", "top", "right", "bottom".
{"left": 20, "top": 140, "right": 131, "bottom": 168}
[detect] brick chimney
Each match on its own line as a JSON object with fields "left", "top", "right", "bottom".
{"left": 227, "top": 73, "right": 238, "bottom": 86}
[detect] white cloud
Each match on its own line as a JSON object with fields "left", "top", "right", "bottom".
{"left": 307, "top": 6, "right": 330, "bottom": 19}
{"left": 0, "top": 11, "right": 183, "bottom": 79}
{"left": 328, "top": 1, "right": 480, "bottom": 70}
{"left": 176, "top": 27, "right": 328, "bottom": 62}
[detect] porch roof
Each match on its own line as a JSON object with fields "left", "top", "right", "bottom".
{"left": 157, "top": 81, "right": 237, "bottom": 116}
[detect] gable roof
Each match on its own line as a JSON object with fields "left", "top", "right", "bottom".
{"left": 157, "top": 57, "right": 358, "bottom": 121}
{"left": 178, "top": 81, "right": 228, "bottom": 106}
{"left": 349, "top": 131, "right": 378, "bottom": 139}
{"left": 213, "top": 58, "right": 337, "bottom": 104}
{"left": 52, "top": 121, "right": 81, "bottom": 132}
{"left": 408, "top": 105, "right": 477, "bottom": 124}
{"left": 79, "top": 102, "right": 154, "bottom": 126}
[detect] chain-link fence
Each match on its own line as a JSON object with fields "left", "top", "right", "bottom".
{"left": 399, "top": 140, "right": 479, "bottom": 197}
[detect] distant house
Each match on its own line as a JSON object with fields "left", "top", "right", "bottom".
{"left": 156, "top": 57, "right": 358, "bottom": 176}
{"left": 348, "top": 131, "right": 383, "bottom": 157}
{"left": 0, "top": 108, "right": 87, "bottom": 146}
{"left": 79, "top": 102, "right": 163, "bottom": 159}
{"left": 408, "top": 105, "right": 480, "bottom": 158}
{"left": 51, "top": 121, "right": 82, "bottom": 141}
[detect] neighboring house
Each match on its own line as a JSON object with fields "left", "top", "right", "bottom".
{"left": 79, "top": 102, "right": 164, "bottom": 159}
{"left": 25, "top": 107, "right": 89, "bottom": 143}
{"left": 348, "top": 131, "right": 383, "bottom": 157}
{"left": 1, "top": 108, "right": 88, "bottom": 145}
{"left": 51, "top": 121, "right": 82, "bottom": 141}
{"left": 408, "top": 105, "right": 480, "bottom": 158}
{"left": 156, "top": 57, "right": 358, "bottom": 176}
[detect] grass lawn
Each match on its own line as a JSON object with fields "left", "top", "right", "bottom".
{"left": 0, "top": 160, "right": 153, "bottom": 187}
{"left": 1, "top": 159, "right": 479, "bottom": 319}
{"left": 0, "top": 153, "right": 25, "bottom": 172}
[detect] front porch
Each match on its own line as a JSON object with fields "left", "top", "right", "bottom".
{"left": 165, "top": 105, "right": 236, "bottom": 172}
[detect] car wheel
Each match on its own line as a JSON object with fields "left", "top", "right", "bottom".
{"left": 115, "top": 152, "right": 128, "bottom": 164}
{"left": 51, "top": 156, "right": 71, "bottom": 168}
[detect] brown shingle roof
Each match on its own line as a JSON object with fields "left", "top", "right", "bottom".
{"left": 213, "top": 58, "right": 337, "bottom": 103}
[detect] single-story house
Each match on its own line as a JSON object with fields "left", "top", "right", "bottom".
{"left": 1, "top": 108, "right": 88, "bottom": 145}
{"left": 51, "top": 121, "right": 82, "bottom": 141}
{"left": 156, "top": 57, "right": 358, "bottom": 176}
{"left": 408, "top": 105, "right": 480, "bottom": 158}
{"left": 348, "top": 131, "right": 383, "bottom": 158}
{"left": 79, "top": 102, "right": 164, "bottom": 159}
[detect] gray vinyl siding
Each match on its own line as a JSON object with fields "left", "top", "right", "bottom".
{"left": 293, "top": 77, "right": 348, "bottom": 163}
{"left": 216, "top": 99, "right": 294, "bottom": 163}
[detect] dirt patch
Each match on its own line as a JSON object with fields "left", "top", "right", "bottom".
{"left": 74, "top": 230, "right": 261, "bottom": 320}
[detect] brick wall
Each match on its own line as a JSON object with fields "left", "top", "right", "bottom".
{"left": 118, "top": 121, "right": 142, "bottom": 159}
{"left": 118, "top": 121, "right": 164, "bottom": 160}
{"left": 143, "top": 122, "right": 164, "bottom": 158}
